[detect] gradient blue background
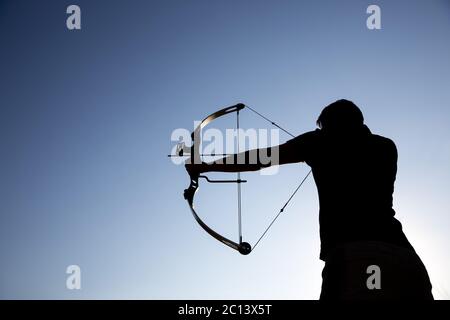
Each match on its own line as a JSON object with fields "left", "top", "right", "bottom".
{"left": 1, "top": 0, "right": 449, "bottom": 299}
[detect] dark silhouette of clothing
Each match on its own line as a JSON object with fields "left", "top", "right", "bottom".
{"left": 280, "top": 125, "right": 412, "bottom": 260}
{"left": 278, "top": 124, "right": 433, "bottom": 299}
{"left": 320, "top": 241, "right": 433, "bottom": 300}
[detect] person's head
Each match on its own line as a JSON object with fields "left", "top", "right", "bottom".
{"left": 316, "top": 99, "right": 364, "bottom": 132}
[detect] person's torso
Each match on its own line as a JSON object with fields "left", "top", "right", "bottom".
{"left": 302, "top": 127, "right": 413, "bottom": 260}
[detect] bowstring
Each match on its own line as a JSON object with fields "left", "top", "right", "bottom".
{"left": 237, "top": 109, "right": 243, "bottom": 244}
{"left": 245, "top": 105, "right": 312, "bottom": 252}
{"left": 252, "top": 170, "right": 311, "bottom": 251}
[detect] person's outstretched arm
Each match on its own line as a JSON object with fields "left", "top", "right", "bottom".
{"left": 186, "top": 131, "right": 316, "bottom": 175}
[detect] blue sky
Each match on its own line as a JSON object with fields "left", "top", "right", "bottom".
{"left": 0, "top": 0, "right": 449, "bottom": 299}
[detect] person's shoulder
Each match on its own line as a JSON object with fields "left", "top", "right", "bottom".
{"left": 370, "top": 133, "right": 397, "bottom": 153}
{"left": 301, "top": 129, "right": 322, "bottom": 139}
{"left": 294, "top": 129, "right": 321, "bottom": 142}
{"left": 285, "top": 129, "right": 320, "bottom": 148}
{"left": 371, "top": 133, "right": 395, "bottom": 145}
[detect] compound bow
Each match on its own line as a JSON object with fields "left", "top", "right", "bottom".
{"left": 170, "top": 103, "right": 311, "bottom": 255}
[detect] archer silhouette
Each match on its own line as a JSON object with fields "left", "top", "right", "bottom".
{"left": 186, "top": 99, "right": 433, "bottom": 300}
